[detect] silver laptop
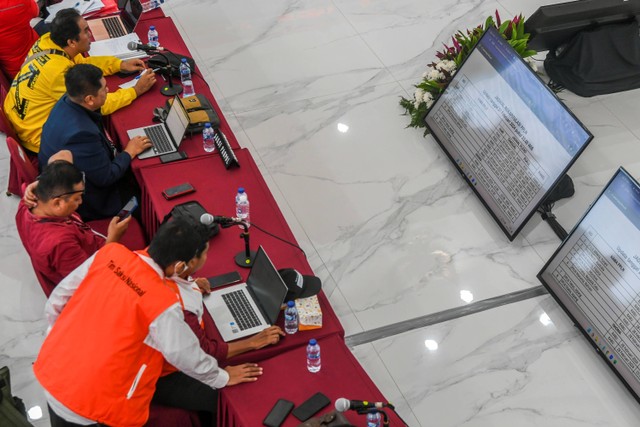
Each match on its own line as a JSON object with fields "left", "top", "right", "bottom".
{"left": 126, "top": 96, "right": 190, "bottom": 159}
{"left": 88, "top": 0, "right": 143, "bottom": 41}
{"left": 204, "top": 247, "right": 289, "bottom": 342}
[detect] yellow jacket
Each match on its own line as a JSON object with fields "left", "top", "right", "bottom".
{"left": 3, "top": 33, "right": 137, "bottom": 153}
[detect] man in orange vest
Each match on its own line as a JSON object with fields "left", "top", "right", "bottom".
{"left": 34, "top": 218, "right": 262, "bottom": 427}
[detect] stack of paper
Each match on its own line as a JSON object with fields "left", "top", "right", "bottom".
{"left": 89, "top": 34, "right": 147, "bottom": 60}
{"left": 46, "top": 0, "right": 105, "bottom": 23}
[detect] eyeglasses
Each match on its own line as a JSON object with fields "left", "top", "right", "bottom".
{"left": 52, "top": 172, "right": 86, "bottom": 199}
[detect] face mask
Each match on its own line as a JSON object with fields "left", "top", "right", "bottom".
{"left": 171, "top": 262, "right": 189, "bottom": 279}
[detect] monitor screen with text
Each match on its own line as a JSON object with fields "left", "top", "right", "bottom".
{"left": 424, "top": 26, "right": 592, "bottom": 240}
{"left": 539, "top": 168, "right": 640, "bottom": 400}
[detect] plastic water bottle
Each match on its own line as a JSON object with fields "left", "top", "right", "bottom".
{"left": 366, "top": 412, "right": 382, "bottom": 427}
{"left": 235, "top": 187, "right": 250, "bottom": 228}
{"left": 180, "top": 58, "right": 195, "bottom": 98}
{"left": 284, "top": 301, "right": 298, "bottom": 334}
{"left": 306, "top": 339, "right": 321, "bottom": 373}
{"left": 147, "top": 26, "right": 159, "bottom": 48}
{"left": 202, "top": 123, "right": 215, "bottom": 153}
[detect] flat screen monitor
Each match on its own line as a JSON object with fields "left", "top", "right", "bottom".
{"left": 424, "top": 26, "right": 592, "bottom": 241}
{"left": 538, "top": 168, "right": 640, "bottom": 401}
{"left": 525, "top": 0, "right": 640, "bottom": 52}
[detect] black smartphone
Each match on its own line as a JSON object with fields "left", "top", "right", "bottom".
{"left": 162, "top": 183, "right": 195, "bottom": 200}
{"left": 208, "top": 271, "right": 242, "bottom": 289}
{"left": 291, "top": 392, "right": 330, "bottom": 421}
{"left": 160, "top": 151, "right": 187, "bottom": 164}
{"left": 117, "top": 196, "right": 138, "bottom": 220}
{"left": 263, "top": 399, "right": 294, "bottom": 427}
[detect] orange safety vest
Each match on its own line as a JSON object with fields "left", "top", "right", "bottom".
{"left": 34, "top": 243, "right": 179, "bottom": 427}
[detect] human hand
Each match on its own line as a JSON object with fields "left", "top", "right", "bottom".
{"left": 106, "top": 215, "right": 131, "bottom": 243}
{"left": 250, "top": 326, "right": 285, "bottom": 350}
{"left": 194, "top": 277, "right": 211, "bottom": 294}
{"left": 23, "top": 181, "right": 39, "bottom": 208}
{"left": 133, "top": 69, "right": 156, "bottom": 96}
{"left": 124, "top": 135, "right": 152, "bottom": 158}
{"left": 120, "top": 58, "right": 145, "bottom": 73}
{"left": 225, "top": 363, "right": 262, "bottom": 386}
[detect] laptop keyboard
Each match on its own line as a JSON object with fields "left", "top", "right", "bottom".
{"left": 144, "top": 125, "right": 174, "bottom": 154}
{"left": 221, "top": 290, "right": 262, "bottom": 331}
{"left": 103, "top": 17, "right": 127, "bottom": 38}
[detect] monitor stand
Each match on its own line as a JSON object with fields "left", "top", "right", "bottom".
{"left": 538, "top": 174, "right": 575, "bottom": 240}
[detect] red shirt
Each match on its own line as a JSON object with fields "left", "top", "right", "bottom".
{"left": 0, "top": 0, "right": 39, "bottom": 79}
{"left": 15, "top": 201, "right": 106, "bottom": 296}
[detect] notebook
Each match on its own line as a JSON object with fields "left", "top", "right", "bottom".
{"left": 204, "top": 247, "right": 289, "bottom": 342}
{"left": 87, "top": 0, "right": 143, "bottom": 41}
{"left": 126, "top": 96, "right": 190, "bottom": 159}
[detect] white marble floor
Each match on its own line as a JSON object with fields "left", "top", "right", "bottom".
{"left": 3, "top": 0, "right": 640, "bottom": 425}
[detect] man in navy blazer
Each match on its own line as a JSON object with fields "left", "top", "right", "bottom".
{"left": 39, "top": 64, "right": 153, "bottom": 220}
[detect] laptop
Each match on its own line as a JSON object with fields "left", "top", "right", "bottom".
{"left": 126, "top": 96, "right": 190, "bottom": 159}
{"left": 88, "top": 0, "right": 143, "bottom": 41}
{"left": 204, "top": 247, "right": 289, "bottom": 342}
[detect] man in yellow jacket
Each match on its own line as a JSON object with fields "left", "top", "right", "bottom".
{"left": 3, "top": 8, "right": 156, "bottom": 153}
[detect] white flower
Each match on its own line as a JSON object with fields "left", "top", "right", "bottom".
{"left": 414, "top": 100, "right": 421, "bottom": 109}
{"left": 422, "top": 71, "right": 429, "bottom": 79}
{"left": 425, "top": 99, "right": 434, "bottom": 109}
{"left": 427, "top": 69, "right": 444, "bottom": 81}
{"left": 525, "top": 57, "right": 538, "bottom": 73}
{"left": 423, "top": 92, "right": 433, "bottom": 104}
{"left": 435, "top": 59, "right": 456, "bottom": 73}
{"left": 414, "top": 88, "right": 425, "bottom": 102}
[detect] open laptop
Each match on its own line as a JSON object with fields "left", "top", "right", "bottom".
{"left": 126, "top": 96, "right": 190, "bottom": 159}
{"left": 204, "top": 247, "right": 289, "bottom": 342}
{"left": 88, "top": 0, "right": 143, "bottom": 41}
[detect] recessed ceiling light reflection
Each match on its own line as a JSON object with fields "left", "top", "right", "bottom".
{"left": 539, "top": 312, "right": 553, "bottom": 326}
{"left": 337, "top": 123, "right": 349, "bottom": 133}
{"left": 424, "top": 339, "right": 439, "bottom": 351}
{"left": 459, "top": 290, "right": 473, "bottom": 303}
{"left": 27, "top": 405, "right": 43, "bottom": 420}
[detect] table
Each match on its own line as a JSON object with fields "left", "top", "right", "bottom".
{"left": 138, "top": 149, "right": 345, "bottom": 361}
{"left": 218, "top": 334, "right": 406, "bottom": 427}
{"left": 105, "top": 16, "right": 240, "bottom": 168}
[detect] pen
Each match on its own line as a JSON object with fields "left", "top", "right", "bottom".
{"left": 134, "top": 68, "right": 161, "bottom": 79}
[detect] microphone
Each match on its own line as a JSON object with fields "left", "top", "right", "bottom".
{"left": 334, "top": 398, "right": 393, "bottom": 413}
{"left": 200, "top": 213, "right": 240, "bottom": 226}
{"left": 127, "top": 41, "right": 164, "bottom": 52}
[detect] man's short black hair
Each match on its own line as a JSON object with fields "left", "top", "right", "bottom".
{"left": 50, "top": 8, "right": 82, "bottom": 47}
{"left": 148, "top": 219, "right": 210, "bottom": 269}
{"left": 65, "top": 64, "right": 103, "bottom": 99}
{"left": 35, "top": 160, "right": 84, "bottom": 203}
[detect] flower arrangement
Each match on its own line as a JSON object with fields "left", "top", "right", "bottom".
{"left": 399, "top": 11, "right": 537, "bottom": 133}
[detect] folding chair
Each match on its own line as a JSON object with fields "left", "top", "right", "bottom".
{"left": 5, "top": 137, "right": 38, "bottom": 197}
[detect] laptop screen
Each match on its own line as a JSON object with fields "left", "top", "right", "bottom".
{"left": 122, "top": 0, "right": 143, "bottom": 29}
{"left": 247, "top": 247, "right": 289, "bottom": 324}
{"left": 165, "top": 96, "right": 190, "bottom": 147}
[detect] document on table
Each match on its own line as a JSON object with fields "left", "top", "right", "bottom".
{"left": 89, "top": 34, "right": 147, "bottom": 60}
{"left": 46, "top": 0, "right": 105, "bottom": 23}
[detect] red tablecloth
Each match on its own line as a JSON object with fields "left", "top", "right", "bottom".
{"left": 218, "top": 334, "right": 405, "bottom": 427}
{"left": 105, "top": 17, "right": 240, "bottom": 167}
{"left": 138, "top": 148, "right": 344, "bottom": 359}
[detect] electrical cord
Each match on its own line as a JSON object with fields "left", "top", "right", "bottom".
{"left": 247, "top": 221, "right": 307, "bottom": 259}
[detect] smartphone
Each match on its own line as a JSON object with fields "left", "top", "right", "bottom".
{"left": 208, "top": 271, "right": 242, "bottom": 289}
{"left": 263, "top": 399, "right": 294, "bottom": 427}
{"left": 162, "top": 183, "right": 195, "bottom": 200}
{"left": 160, "top": 151, "right": 187, "bottom": 164}
{"left": 117, "top": 196, "right": 138, "bottom": 220}
{"left": 291, "top": 392, "right": 330, "bottom": 421}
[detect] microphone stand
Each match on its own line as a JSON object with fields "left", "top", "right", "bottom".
{"left": 150, "top": 50, "right": 183, "bottom": 96}
{"left": 221, "top": 221, "right": 256, "bottom": 268}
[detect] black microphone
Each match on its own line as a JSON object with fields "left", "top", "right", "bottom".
{"left": 127, "top": 41, "right": 164, "bottom": 52}
{"left": 334, "top": 398, "right": 393, "bottom": 413}
{"left": 200, "top": 213, "right": 240, "bottom": 226}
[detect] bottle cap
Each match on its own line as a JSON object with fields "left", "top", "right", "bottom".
{"left": 149, "top": 25, "right": 155, "bottom": 30}
{"left": 181, "top": 58, "right": 187, "bottom": 63}
{"left": 309, "top": 339, "right": 317, "bottom": 345}
{"left": 238, "top": 187, "right": 245, "bottom": 193}
{"left": 204, "top": 122, "right": 211, "bottom": 128}
{"left": 287, "top": 301, "right": 295, "bottom": 307}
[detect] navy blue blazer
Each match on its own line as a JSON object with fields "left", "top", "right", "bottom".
{"left": 39, "top": 95, "right": 132, "bottom": 220}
